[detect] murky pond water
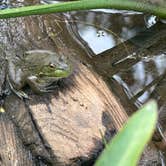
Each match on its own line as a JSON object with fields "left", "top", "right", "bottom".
{"left": 0, "top": 0, "right": 166, "bottom": 164}
{"left": 69, "top": 9, "right": 166, "bottom": 110}
{"left": 69, "top": 10, "right": 148, "bottom": 54}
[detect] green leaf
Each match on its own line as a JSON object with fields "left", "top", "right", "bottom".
{"left": 0, "top": 0, "right": 166, "bottom": 19}
{"left": 95, "top": 100, "right": 158, "bottom": 166}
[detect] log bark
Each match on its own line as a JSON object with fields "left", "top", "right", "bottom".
{"left": 0, "top": 113, "right": 34, "bottom": 166}
{"left": 3, "top": 62, "right": 128, "bottom": 165}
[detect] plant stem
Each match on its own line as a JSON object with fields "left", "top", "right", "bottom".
{"left": 0, "top": 0, "right": 165, "bottom": 19}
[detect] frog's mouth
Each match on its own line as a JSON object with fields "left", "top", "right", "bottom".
{"left": 39, "top": 65, "right": 73, "bottom": 78}
{"left": 52, "top": 68, "right": 71, "bottom": 78}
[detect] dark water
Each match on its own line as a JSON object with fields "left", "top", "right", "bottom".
{"left": 68, "top": 9, "right": 166, "bottom": 107}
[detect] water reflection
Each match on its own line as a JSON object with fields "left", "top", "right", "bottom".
{"left": 40, "top": 0, "right": 59, "bottom": 4}
{"left": 0, "top": 0, "right": 9, "bottom": 9}
{"left": 78, "top": 26, "right": 115, "bottom": 54}
{"left": 144, "top": 15, "right": 157, "bottom": 28}
{"left": 68, "top": 9, "right": 166, "bottom": 111}
{"left": 92, "top": 9, "right": 143, "bottom": 15}
{"left": 114, "top": 53, "right": 166, "bottom": 105}
{"left": 69, "top": 11, "right": 146, "bottom": 54}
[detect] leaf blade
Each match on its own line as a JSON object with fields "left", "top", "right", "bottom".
{"left": 95, "top": 100, "right": 158, "bottom": 166}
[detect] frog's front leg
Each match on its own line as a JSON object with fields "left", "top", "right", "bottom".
{"left": 7, "top": 75, "right": 29, "bottom": 99}
{"left": 7, "top": 61, "right": 29, "bottom": 99}
{"left": 27, "top": 76, "right": 57, "bottom": 94}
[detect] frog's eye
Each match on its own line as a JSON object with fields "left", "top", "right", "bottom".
{"left": 49, "top": 63, "right": 56, "bottom": 68}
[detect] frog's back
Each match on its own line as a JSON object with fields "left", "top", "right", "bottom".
{"left": 24, "top": 50, "right": 59, "bottom": 66}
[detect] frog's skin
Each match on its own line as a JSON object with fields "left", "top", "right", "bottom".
{"left": 7, "top": 50, "right": 72, "bottom": 99}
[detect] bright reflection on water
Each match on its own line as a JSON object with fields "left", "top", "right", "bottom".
{"left": 40, "top": 0, "right": 59, "bottom": 4}
{"left": 92, "top": 9, "right": 143, "bottom": 14}
{"left": 144, "top": 15, "right": 157, "bottom": 28}
{"left": 0, "top": 0, "right": 9, "bottom": 9}
{"left": 113, "top": 53, "right": 166, "bottom": 105}
{"left": 70, "top": 11, "right": 146, "bottom": 54}
{"left": 78, "top": 26, "right": 115, "bottom": 54}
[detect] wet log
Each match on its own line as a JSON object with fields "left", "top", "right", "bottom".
{"left": 0, "top": 113, "right": 34, "bottom": 166}
{"left": 0, "top": 13, "right": 128, "bottom": 165}
{"left": 4, "top": 62, "right": 128, "bottom": 165}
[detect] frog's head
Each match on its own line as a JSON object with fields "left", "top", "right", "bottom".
{"left": 38, "top": 55, "right": 72, "bottom": 79}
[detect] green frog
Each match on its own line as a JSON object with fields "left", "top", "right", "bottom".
{"left": 7, "top": 50, "right": 72, "bottom": 99}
